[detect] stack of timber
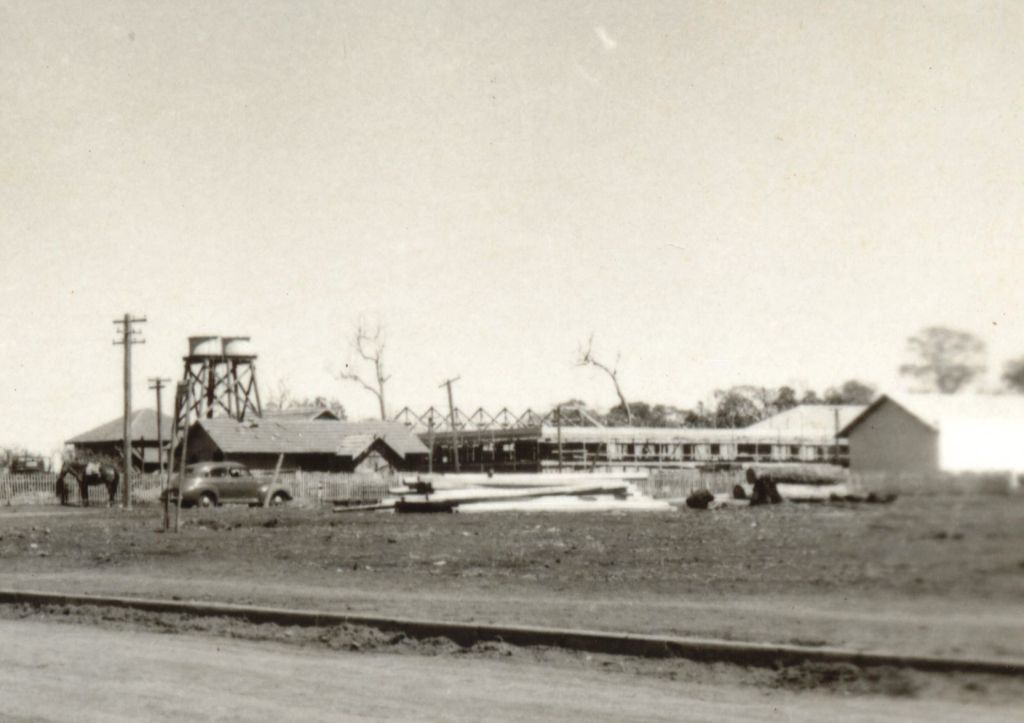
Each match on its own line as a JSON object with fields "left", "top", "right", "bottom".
{"left": 333, "top": 472, "right": 671, "bottom": 513}
{"left": 734, "top": 466, "right": 895, "bottom": 505}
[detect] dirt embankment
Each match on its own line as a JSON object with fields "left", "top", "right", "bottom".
{"left": 1, "top": 495, "right": 1022, "bottom": 659}
{"left": 5, "top": 601, "right": 1022, "bottom": 704}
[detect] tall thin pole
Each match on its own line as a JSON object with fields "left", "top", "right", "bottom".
{"left": 833, "top": 407, "right": 840, "bottom": 465}
{"left": 114, "top": 314, "right": 146, "bottom": 509}
{"left": 439, "top": 377, "right": 460, "bottom": 473}
{"left": 175, "top": 385, "right": 190, "bottom": 533}
{"left": 427, "top": 409, "right": 435, "bottom": 475}
{"left": 149, "top": 376, "right": 169, "bottom": 527}
{"left": 556, "top": 405, "right": 563, "bottom": 473}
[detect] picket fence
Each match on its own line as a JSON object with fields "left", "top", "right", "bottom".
{"left": 635, "top": 468, "right": 746, "bottom": 499}
{"left": 0, "top": 470, "right": 393, "bottom": 507}
{"left": 2, "top": 466, "right": 1015, "bottom": 508}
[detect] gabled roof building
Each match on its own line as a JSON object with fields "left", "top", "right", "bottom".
{"left": 66, "top": 409, "right": 174, "bottom": 471}
{"left": 838, "top": 393, "right": 1024, "bottom": 474}
{"left": 183, "top": 417, "right": 428, "bottom": 473}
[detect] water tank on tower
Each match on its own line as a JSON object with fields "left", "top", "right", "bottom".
{"left": 176, "top": 335, "right": 262, "bottom": 432}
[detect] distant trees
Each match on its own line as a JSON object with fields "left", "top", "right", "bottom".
{"left": 575, "top": 379, "right": 876, "bottom": 430}
{"left": 263, "top": 379, "right": 347, "bottom": 418}
{"left": 822, "top": 379, "right": 876, "bottom": 405}
{"left": 1003, "top": 357, "right": 1024, "bottom": 393}
{"left": 338, "top": 319, "right": 391, "bottom": 421}
{"left": 899, "top": 326, "right": 986, "bottom": 393}
{"left": 775, "top": 386, "right": 799, "bottom": 412}
{"left": 604, "top": 402, "right": 691, "bottom": 428}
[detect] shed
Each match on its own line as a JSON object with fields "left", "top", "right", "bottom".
{"left": 183, "top": 417, "right": 428, "bottom": 472}
{"left": 838, "top": 393, "right": 1024, "bottom": 474}
{"left": 66, "top": 409, "right": 173, "bottom": 471}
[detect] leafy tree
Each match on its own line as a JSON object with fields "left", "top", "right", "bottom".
{"left": 712, "top": 386, "right": 765, "bottom": 428}
{"left": 801, "top": 390, "right": 821, "bottom": 405}
{"left": 823, "top": 379, "right": 876, "bottom": 405}
{"left": 1003, "top": 357, "right": 1024, "bottom": 393}
{"left": 604, "top": 401, "right": 691, "bottom": 427}
{"left": 899, "top": 326, "right": 986, "bottom": 393}
{"left": 775, "top": 386, "right": 799, "bottom": 412}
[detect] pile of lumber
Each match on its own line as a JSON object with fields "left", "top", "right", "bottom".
{"left": 334, "top": 472, "right": 671, "bottom": 514}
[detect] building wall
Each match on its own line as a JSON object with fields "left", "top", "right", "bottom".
{"left": 847, "top": 401, "right": 939, "bottom": 473}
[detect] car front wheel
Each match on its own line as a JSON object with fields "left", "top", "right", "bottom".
{"left": 269, "top": 491, "right": 288, "bottom": 506}
{"left": 198, "top": 492, "right": 217, "bottom": 508}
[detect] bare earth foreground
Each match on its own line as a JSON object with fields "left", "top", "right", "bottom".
{"left": 2, "top": 618, "right": 1021, "bottom": 722}
{"left": 1, "top": 495, "right": 1022, "bottom": 719}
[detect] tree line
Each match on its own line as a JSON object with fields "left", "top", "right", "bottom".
{"left": 278, "top": 322, "right": 1024, "bottom": 426}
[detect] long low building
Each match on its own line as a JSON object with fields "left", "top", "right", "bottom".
{"left": 409, "top": 404, "right": 864, "bottom": 473}
{"left": 183, "top": 417, "right": 429, "bottom": 473}
{"left": 66, "top": 409, "right": 173, "bottom": 471}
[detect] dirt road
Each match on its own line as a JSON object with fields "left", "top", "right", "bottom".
{"left": 2, "top": 618, "right": 1018, "bottom": 722}
{"left": 2, "top": 497, "right": 1022, "bottom": 661}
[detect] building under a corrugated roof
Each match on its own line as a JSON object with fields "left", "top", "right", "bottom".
{"left": 411, "top": 404, "right": 858, "bottom": 473}
{"left": 838, "top": 393, "right": 1024, "bottom": 475}
{"left": 66, "top": 409, "right": 173, "bottom": 471}
{"left": 182, "top": 417, "right": 429, "bottom": 473}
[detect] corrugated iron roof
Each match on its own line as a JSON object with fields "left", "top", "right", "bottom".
{"left": 67, "top": 409, "right": 173, "bottom": 444}
{"left": 195, "top": 417, "right": 428, "bottom": 457}
{"left": 747, "top": 405, "right": 866, "bottom": 435}
{"left": 262, "top": 407, "right": 341, "bottom": 421}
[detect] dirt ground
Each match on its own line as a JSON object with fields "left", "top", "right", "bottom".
{"left": 1, "top": 495, "right": 1022, "bottom": 664}
{"left": 5, "top": 617, "right": 1020, "bottom": 723}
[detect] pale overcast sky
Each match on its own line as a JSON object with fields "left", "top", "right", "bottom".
{"left": 2, "top": 1, "right": 1023, "bottom": 453}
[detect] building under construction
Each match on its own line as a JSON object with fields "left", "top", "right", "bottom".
{"left": 393, "top": 404, "right": 864, "bottom": 473}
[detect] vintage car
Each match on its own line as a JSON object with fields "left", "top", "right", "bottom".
{"left": 162, "top": 461, "right": 292, "bottom": 508}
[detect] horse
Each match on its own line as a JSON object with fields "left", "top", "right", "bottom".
{"left": 56, "top": 461, "right": 120, "bottom": 507}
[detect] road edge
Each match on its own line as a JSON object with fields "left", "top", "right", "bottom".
{"left": 2, "top": 588, "right": 1021, "bottom": 676}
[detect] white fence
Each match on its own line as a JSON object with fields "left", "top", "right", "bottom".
{"left": 0, "top": 470, "right": 393, "bottom": 507}
{"left": 4, "top": 467, "right": 1015, "bottom": 507}
{"left": 0, "top": 473, "right": 165, "bottom": 507}
{"left": 636, "top": 469, "right": 746, "bottom": 499}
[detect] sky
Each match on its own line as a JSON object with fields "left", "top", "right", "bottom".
{"left": 2, "top": 0, "right": 1023, "bottom": 454}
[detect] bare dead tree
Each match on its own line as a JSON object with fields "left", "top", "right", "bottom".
{"left": 576, "top": 334, "right": 633, "bottom": 425}
{"left": 338, "top": 320, "right": 391, "bottom": 420}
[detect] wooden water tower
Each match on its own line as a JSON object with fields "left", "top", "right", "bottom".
{"left": 175, "top": 335, "right": 262, "bottom": 431}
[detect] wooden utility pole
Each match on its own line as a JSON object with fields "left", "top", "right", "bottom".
{"left": 175, "top": 384, "right": 190, "bottom": 533}
{"left": 114, "top": 314, "right": 146, "bottom": 509}
{"left": 439, "top": 376, "right": 461, "bottom": 473}
{"left": 833, "top": 407, "right": 840, "bottom": 465}
{"left": 149, "top": 377, "right": 169, "bottom": 529}
{"left": 427, "top": 409, "right": 435, "bottom": 475}
{"left": 556, "top": 405, "right": 563, "bottom": 472}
